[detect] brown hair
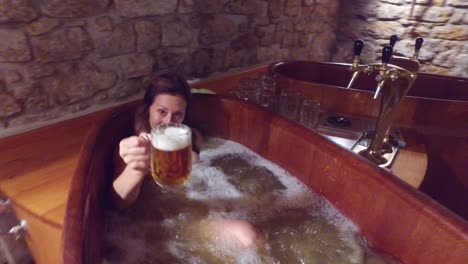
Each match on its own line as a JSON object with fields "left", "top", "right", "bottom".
{"left": 134, "top": 72, "right": 191, "bottom": 133}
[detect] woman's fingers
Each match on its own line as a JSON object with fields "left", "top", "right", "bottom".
{"left": 128, "top": 160, "right": 150, "bottom": 171}
{"left": 122, "top": 153, "right": 149, "bottom": 164}
{"left": 139, "top": 132, "right": 151, "bottom": 141}
{"left": 119, "top": 136, "right": 151, "bottom": 161}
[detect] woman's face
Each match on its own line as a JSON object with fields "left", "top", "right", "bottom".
{"left": 149, "top": 94, "right": 187, "bottom": 128}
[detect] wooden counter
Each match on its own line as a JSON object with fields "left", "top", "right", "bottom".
{"left": 0, "top": 109, "right": 116, "bottom": 263}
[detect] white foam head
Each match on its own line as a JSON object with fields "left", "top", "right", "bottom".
{"left": 152, "top": 125, "right": 191, "bottom": 151}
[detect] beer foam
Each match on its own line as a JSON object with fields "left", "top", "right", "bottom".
{"left": 152, "top": 126, "right": 191, "bottom": 151}
{"left": 102, "top": 137, "right": 395, "bottom": 264}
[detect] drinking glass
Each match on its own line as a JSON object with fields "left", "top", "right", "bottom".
{"left": 256, "top": 74, "right": 278, "bottom": 110}
{"left": 238, "top": 77, "right": 261, "bottom": 104}
{"left": 150, "top": 123, "right": 192, "bottom": 187}
{"left": 279, "top": 88, "right": 302, "bottom": 120}
{"left": 299, "top": 99, "right": 320, "bottom": 129}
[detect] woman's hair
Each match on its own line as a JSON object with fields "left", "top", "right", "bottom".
{"left": 134, "top": 72, "right": 191, "bottom": 133}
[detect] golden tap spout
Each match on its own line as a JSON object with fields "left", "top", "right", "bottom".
{"left": 347, "top": 40, "right": 365, "bottom": 89}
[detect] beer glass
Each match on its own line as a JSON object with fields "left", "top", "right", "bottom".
{"left": 150, "top": 123, "right": 192, "bottom": 187}
{"left": 299, "top": 99, "right": 320, "bottom": 129}
{"left": 279, "top": 88, "right": 301, "bottom": 121}
{"left": 238, "top": 77, "right": 261, "bottom": 104}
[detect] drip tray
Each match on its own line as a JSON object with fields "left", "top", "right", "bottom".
{"left": 316, "top": 125, "right": 363, "bottom": 150}
{"left": 313, "top": 113, "right": 401, "bottom": 168}
{"left": 315, "top": 112, "right": 374, "bottom": 150}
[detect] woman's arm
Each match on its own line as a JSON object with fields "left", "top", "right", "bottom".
{"left": 112, "top": 134, "right": 151, "bottom": 209}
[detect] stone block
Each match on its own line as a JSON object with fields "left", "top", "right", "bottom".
{"left": 281, "top": 32, "right": 299, "bottom": 48}
{"left": 422, "top": 65, "right": 450, "bottom": 75}
{"left": 421, "top": 6, "right": 453, "bottom": 23}
{"left": 0, "top": 30, "right": 32, "bottom": 62}
{"left": 26, "top": 17, "right": 61, "bottom": 36}
{"left": 268, "top": 0, "right": 283, "bottom": 18}
{"left": 432, "top": 25, "right": 467, "bottom": 40}
{"left": 97, "top": 22, "right": 136, "bottom": 58}
{"left": 362, "top": 21, "right": 406, "bottom": 39}
{"left": 179, "top": 0, "right": 194, "bottom": 14}
{"left": 94, "top": 16, "right": 113, "bottom": 32}
{"left": 3, "top": 70, "right": 22, "bottom": 84}
{"left": 24, "top": 63, "right": 55, "bottom": 79}
{"left": 192, "top": 0, "right": 223, "bottom": 14}
{"left": 449, "top": 9, "right": 466, "bottom": 24}
{"left": 135, "top": 20, "right": 161, "bottom": 51}
{"left": 223, "top": 0, "right": 260, "bottom": 15}
{"left": 0, "top": 93, "right": 22, "bottom": 117}
{"left": 191, "top": 49, "right": 214, "bottom": 77}
{"left": 381, "top": 0, "right": 405, "bottom": 5}
{"left": 224, "top": 48, "right": 256, "bottom": 68}
{"left": 115, "top": 0, "right": 177, "bottom": 18}
{"left": 200, "top": 16, "right": 237, "bottom": 45}
{"left": 257, "top": 45, "right": 289, "bottom": 62}
{"left": 41, "top": 0, "right": 110, "bottom": 18}
{"left": 24, "top": 88, "right": 49, "bottom": 112}
{"left": 231, "top": 33, "right": 258, "bottom": 51}
{"left": 162, "top": 20, "right": 192, "bottom": 47}
{"left": 448, "top": 0, "right": 468, "bottom": 7}
{"left": 108, "top": 79, "right": 142, "bottom": 99}
{"left": 285, "top": 0, "right": 301, "bottom": 16}
{"left": 120, "top": 53, "right": 155, "bottom": 78}
{"left": 158, "top": 50, "right": 189, "bottom": 69}
{"left": 377, "top": 4, "right": 408, "bottom": 20}
{"left": 31, "top": 27, "right": 93, "bottom": 62}
{"left": 6, "top": 82, "right": 36, "bottom": 100}
{"left": 0, "top": 0, "right": 38, "bottom": 23}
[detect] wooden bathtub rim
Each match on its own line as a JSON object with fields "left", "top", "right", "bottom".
{"left": 62, "top": 94, "right": 468, "bottom": 264}
{"left": 62, "top": 101, "right": 139, "bottom": 264}
{"left": 268, "top": 60, "right": 468, "bottom": 102}
{"left": 268, "top": 61, "right": 468, "bottom": 134}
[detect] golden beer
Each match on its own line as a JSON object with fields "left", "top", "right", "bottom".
{"left": 150, "top": 124, "right": 192, "bottom": 187}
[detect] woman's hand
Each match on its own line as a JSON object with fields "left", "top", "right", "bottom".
{"left": 119, "top": 132, "right": 151, "bottom": 174}
{"left": 113, "top": 132, "right": 151, "bottom": 209}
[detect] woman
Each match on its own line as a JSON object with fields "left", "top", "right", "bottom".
{"left": 111, "top": 72, "right": 259, "bottom": 254}
{"left": 112, "top": 72, "right": 201, "bottom": 209}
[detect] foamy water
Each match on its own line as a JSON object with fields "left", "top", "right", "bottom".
{"left": 102, "top": 138, "right": 398, "bottom": 264}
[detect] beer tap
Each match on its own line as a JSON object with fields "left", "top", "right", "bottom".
{"left": 412, "top": 37, "right": 424, "bottom": 60}
{"left": 358, "top": 45, "right": 418, "bottom": 165}
{"left": 345, "top": 37, "right": 421, "bottom": 166}
{"left": 389, "top": 37, "right": 423, "bottom": 73}
{"left": 374, "top": 45, "right": 397, "bottom": 99}
{"left": 347, "top": 40, "right": 368, "bottom": 89}
{"left": 389, "top": 35, "right": 398, "bottom": 48}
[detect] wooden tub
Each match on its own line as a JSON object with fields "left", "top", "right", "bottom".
{"left": 269, "top": 61, "right": 468, "bottom": 101}
{"left": 62, "top": 94, "right": 467, "bottom": 264}
{"left": 269, "top": 60, "right": 468, "bottom": 219}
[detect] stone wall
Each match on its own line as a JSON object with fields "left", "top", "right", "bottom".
{"left": 0, "top": 0, "right": 340, "bottom": 137}
{"left": 333, "top": 0, "right": 467, "bottom": 77}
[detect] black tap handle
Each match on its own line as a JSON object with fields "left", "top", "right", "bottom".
{"left": 354, "top": 40, "right": 364, "bottom": 56}
{"left": 389, "top": 35, "right": 398, "bottom": 47}
{"left": 415, "top": 37, "right": 424, "bottom": 51}
{"left": 382, "top": 45, "right": 393, "bottom": 64}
